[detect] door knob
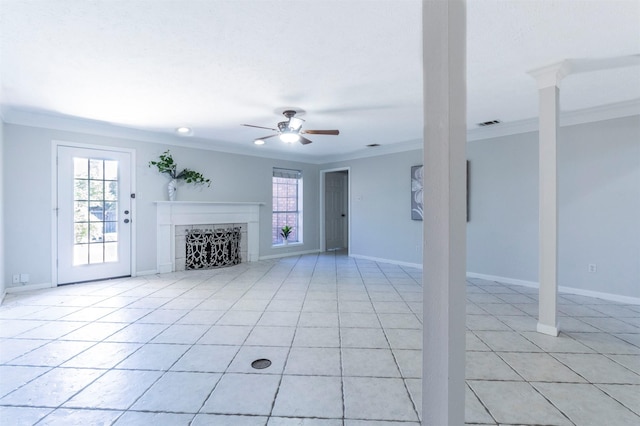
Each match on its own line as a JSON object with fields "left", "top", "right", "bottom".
{"left": 124, "top": 218, "right": 130, "bottom": 223}
{"left": 124, "top": 210, "right": 130, "bottom": 215}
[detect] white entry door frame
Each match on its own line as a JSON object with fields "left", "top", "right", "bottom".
{"left": 319, "top": 167, "right": 350, "bottom": 253}
{"left": 52, "top": 141, "right": 137, "bottom": 285}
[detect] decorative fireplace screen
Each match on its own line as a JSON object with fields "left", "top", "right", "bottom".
{"left": 185, "top": 227, "right": 241, "bottom": 270}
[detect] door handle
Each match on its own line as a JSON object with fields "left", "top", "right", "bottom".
{"left": 124, "top": 219, "right": 130, "bottom": 224}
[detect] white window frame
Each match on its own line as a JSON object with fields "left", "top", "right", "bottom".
{"left": 272, "top": 168, "right": 303, "bottom": 246}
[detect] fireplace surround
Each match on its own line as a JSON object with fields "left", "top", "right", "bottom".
{"left": 155, "top": 201, "right": 263, "bottom": 273}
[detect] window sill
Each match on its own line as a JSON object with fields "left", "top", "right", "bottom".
{"left": 273, "top": 242, "right": 303, "bottom": 248}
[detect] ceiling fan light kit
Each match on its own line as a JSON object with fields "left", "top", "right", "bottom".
{"left": 280, "top": 132, "right": 300, "bottom": 143}
{"left": 243, "top": 109, "right": 339, "bottom": 146}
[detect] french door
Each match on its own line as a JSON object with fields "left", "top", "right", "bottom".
{"left": 57, "top": 145, "right": 132, "bottom": 284}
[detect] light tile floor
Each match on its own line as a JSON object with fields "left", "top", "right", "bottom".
{"left": 0, "top": 252, "right": 639, "bottom": 425}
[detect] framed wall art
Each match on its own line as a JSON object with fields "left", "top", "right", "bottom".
{"left": 411, "top": 165, "right": 423, "bottom": 221}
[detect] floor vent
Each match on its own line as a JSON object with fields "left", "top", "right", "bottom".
{"left": 251, "top": 359, "right": 272, "bottom": 369}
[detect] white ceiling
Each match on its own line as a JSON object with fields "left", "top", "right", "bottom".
{"left": 1, "top": 0, "right": 639, "bottom": 161}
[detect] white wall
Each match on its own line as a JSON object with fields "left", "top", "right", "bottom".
{"left": 324, "top": 150, "right": 424, "bottom": 266}
{"left": 467, "top": 115, "right": 640, "bottom": 299}
{"left": 0, "top": 118, "right": 5, "bottom": 299}
{"left": 2, "top": 123, "right": 320, "bottom": 288}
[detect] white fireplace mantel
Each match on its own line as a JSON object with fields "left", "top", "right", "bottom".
{"left": 154, "top": 201, "right": 264, "bottom": 273}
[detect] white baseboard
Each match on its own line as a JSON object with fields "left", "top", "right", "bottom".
{"left": 350, "top": 254, "right": 422, "bottom": 269}
{"left": 537, "top": 322, "right": 559, "bottom": 336}
{"left": 466, "top": 272, "right": 538, "bottom": 289}
{"left": 135, "top": 269, "right": 159, "bottom": 276}
{"left": 556, "top": 286, "right": 640, "bottom": 305}
{"left": 466, "top": 272, "right": 640, "bottom": 305}
{"left": 6, "top": 282, "right": 54, "bottom": 293}
{"left": 0, "top": 290, "right": 6, "bottom": 305}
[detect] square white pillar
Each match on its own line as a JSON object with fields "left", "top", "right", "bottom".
{"left": 422, "top": 0, "right": 467, "bottom": 424}
{"left": 529, "top": 63, "right": 569, "bottom": 337}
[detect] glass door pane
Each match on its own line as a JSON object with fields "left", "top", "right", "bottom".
{"left": 73, "top": 157, "right": 119, "bottom": 265}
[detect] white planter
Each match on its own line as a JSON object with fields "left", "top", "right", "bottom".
{"left": 168, "top": 179, "right": 177, "bottom": 201}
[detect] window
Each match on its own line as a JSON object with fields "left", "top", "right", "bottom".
{"left": 272, "top": 168, "right": 302, "bottom": 245}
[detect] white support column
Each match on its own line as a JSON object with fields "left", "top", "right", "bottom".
{"left": 422, "top": 1, "right": 467, "bottom": 424}
{"left": 529, "top": 63, "right": 569, "bottom": 337}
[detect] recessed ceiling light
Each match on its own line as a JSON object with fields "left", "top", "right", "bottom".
{"left": 254, "top": 139, "right": 265, "bottom": 145}
{"left": 175, "top": 127, "right": 193, "bottom": 135}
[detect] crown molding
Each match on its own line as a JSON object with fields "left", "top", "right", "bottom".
{"left": 3, "top": 99, "right": 638, "bottom": 159}
{"left": 528, "top": 60, "right": 572, "bottom": 89}
{"left": 467, "top": 99, "right": 640, "bottom": 141}
{"left": 1, "top": 106, "right": 426, "bottom": 164}
{"left": 0, "top": 107, "right": 321, "bottom": 164}
{"left": 316, "top": 139, "right": 424, "bottom": 164}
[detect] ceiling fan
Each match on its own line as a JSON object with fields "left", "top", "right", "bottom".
{"left": 242, "top": 110, "right": 339, "bottom": 145}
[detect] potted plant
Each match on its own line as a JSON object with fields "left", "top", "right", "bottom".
{"left": 280, "top": 225, "right": 293, "bottom": 245}
{"left": 149, "top": 150, "right": 211, "bottom": 201}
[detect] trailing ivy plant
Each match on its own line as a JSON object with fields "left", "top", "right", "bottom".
{"left": 149, "top": 150, "right": 211, "bottom": 186}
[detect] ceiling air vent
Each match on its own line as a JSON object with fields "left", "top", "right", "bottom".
{"left": 477, "top": 120, "right": 501, "bottom": 127}
{"left": 367, "top": 143, "right": 381, "bottom": 147}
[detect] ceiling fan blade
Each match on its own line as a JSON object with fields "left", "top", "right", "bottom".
{"left": 302, "top": 129, "right": 340, "bottom": 135}
{"left": 299, "top": 135, "right": 313, "bottom": 145}
{"left": 242, "top": 124, "right": 278, "bottom": 131}
{"left": 256, "top": 134, "right": 280, "bottom": 140}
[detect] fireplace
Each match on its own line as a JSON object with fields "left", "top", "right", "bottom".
{"left": 175, "top": 224, "right": 245, "bottom": 271}
{"left": 185, "top": 227, "right": 241, "bottom": 269}
{"left": 155, "top": 202, "right": 263, "bottom": 273}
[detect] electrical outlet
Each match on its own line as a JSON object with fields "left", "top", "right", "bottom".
{"left": 12, "top": 274, "right": 20, "bottom": 284}
{"left": 588, "top": 264, "right": 597, "bottom": 273}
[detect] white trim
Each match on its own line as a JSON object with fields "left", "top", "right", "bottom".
{"left": 52, "top": 140, "right": 137, "bottom": 286}
{"left": 259, "top": 248, "right": 321, "bottom": 260}
{"left": 155, "top": 201, "right": 263, "bottom": 272}
{"left": 316, "top": 139, "right": 423, "bottom": 164}
{"left": 135, "top": 269, "right": 159, "bottom": 276}
{"left": 6, "top": 282, "right": 54, "bottom": 293}
{"left": 350, "top": 254, "right": 422, "bottom": 269}
{"left": 566, "top": 55, "right": 640, "bottom": 75}
{"left": 4, "top": 109, "right": 321, "bottom": 164}
{"left": 562, "top": 100, "right": 640, "bottom": 128}
{"left": 51, "top": 142, "right": 58, "bottom": 288}
{"left": 272, "top": 242, "right": 304, "bottom": 249}
{"left": 467, "top": 100, "right": 640, "bottom": 141}
{"left": 556, "top": 286, "right": 640, "bottom": 306}
{"left": 466, "top": 272, "right": 640, "bottom": 305}
{"left": 6, "top": 103, "right": 638, "bottom": 163}
{"left": 527, "top": 60, "right": 571, "bottom": 89}
{"left": 466, "top": 272, "right": 538, "bottom": 288}
{"left": 537, "top": 322, "right": 559, "bottom": 336}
